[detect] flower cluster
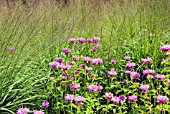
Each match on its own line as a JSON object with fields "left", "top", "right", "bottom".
{"left": 87, "top": 84, "right": 103, "bottom": 92}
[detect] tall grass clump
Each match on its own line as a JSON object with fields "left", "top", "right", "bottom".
{"left": 0, "top": 0, "right": 170, "bottom": 113}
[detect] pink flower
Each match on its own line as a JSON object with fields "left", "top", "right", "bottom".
{"left": 74, "top": 96, "right": 85, "bottom": 103}
{"left": 108, "top": 71, "right": 117, "bottom": 77}
{"left": 91, "top": 58, "right": 103, "bottom": 64}
{"left": 155, "top": 74, "right": 165, "bottom": 81}
{"left": 78, "top": 38, "right": 86, "bottom": 43}
{"left": 87, "top": 38, "right": 94, "bottom": 43}
{"left": 93, "top": 36, "right": 100, "bottom": 42}
{"left": 105, "top": 92, "right": 113, "bottom": 99}
{"left": 167, "top": 79, "right": 170, "bottom": 85}
{"left": 56, "top": 57, "right": 63, "bottom": 63}
{"left": 125, "top": 70, "right": 132, "bottom": 75}
{"left": 65, "top": 94, "right": 74, "bottom": 101}
{"left": 141, "top": 57, "right": 152, "bottom": 63}
{"left": 123, "top": 79, "right": 127, "bottom": 83}
{"left": 73, "top": 56, "right": 79, "bottom": 62}
{"left": 68, "top": 38, "right": 76, "bottom": 43}
{"left": 119, "top": 95, "right": 126, "bottom": 101}
{"left": 160, "top": 45, "right": 170, "bottom": 52}
{"left": 42, "top": 102, "right": 49, "bottom": 107}
{"left": 49, "top": 62, "right": 59, "bottom": 67}
{"left": 128, "top": 95, "right": 137, "bottom": 102}
{"left": 139, "top": 84, "right": 149, "bottom": 92}
{"left": 124, "top": 56, "right": 131, "bottom": 61}
{"left": 83, "top": 56, "right": 92, "bottom": 63}
{"left": 149, "top": 33, "right": 156, "bottom": 37}
{"left": 111, "top": 59, "right": 116, "bottom": 64}
{"left": 7, "top": 47, "right": 15, "bottom": 51}
{"left": 142, "top": 69, "right": 155, "bottom": 75}
{"left": 62, "top": 48, "right": 71, "bottom": 54}
{"left": 92, "top": 44, "right": 101, "bottom": 51}
{"left": 34, "top": 110, "right": 44, "bottom": 114}
{"left": 86, "top": 67, "right": 93, "bottom": 72}
{"left": 157, "top": 95, "right": 169, "bottom": 104}
{"left": 87, "top": 84, "right": 103, "bottom": 92}
{"left": 17, "top": 107, "right": 30, "bottom": 114}
{"left": 70, "top": 84, "right": 80, "bottom": 90}
{"left": 126, "top": 62, "right": 136, "bottom": 69}
{"left": 111, "top": 96, "right": 121, "bottom": 104}
{"left": 131, "top": 72, "right": 140, "bottom": 78}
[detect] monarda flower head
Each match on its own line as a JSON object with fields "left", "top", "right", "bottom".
{"left": 128, "top": 95, "right": 137, "bottom": 102}
{"left": 157, "top": 95, "right": 169, "bottom": 104}
{"left": 93, "top": 36, "right": 100, "bottom": 42}
{"left": 105, "top": 92, "right": 113, "bottom": 99}
{"left": 131, "top": 72, "right": 140, "bottom": 78}
{"left": 49, "top": 62, "right": 59, "bottom": 67}
{"left": 108, "top": 71, "right": 117, "bottom": 77}
{"left": 86, "top": 67, "right": 93, "bottom": 72}
{"left": 33, "top": 110, "right": 44, "bottom": 114}
{"left": 87, "top": 38, "right": 94, "bottom": 43}
{"left": 68, "top": 38, "right": 76, "bottom": 43}
{"left": 62, "top": 48, "right": 71, "bottom": 54}
{"left": 78, "top": 38, "right": 86, "bottom": 43}
{"left": 87, "top": 84, "right": 103, "bottom": 92}
{"left": 111, "top": 96, "right": 121, "bottom": 104}
{"left": 64, "top": 94, "right": 74, "bottom": 101}
{"left": 42, "top": 102, "right": 49, "bottom": 107}
{"left": 70, "top": 84, "right": 80, "bottom": 90}
{"left": 160, "top": 45, "right": 170, "bottom": 52}
{"left": 141, "top": 57, "right": 152, "bottom": 63}
{"left": 124, "top": 56, "right": 131, "bottom": 61}
{"left": 142, "top": 69, "right": 155, "bottom": 75}
{"left": 91, "top": 58, "right": 103, "bottom": 64}
{"left": 17, "top": 107, "right": 30, "bottom": 114}
{"left": 155, "top": 74, "right": 165, "bottom": 81}
{"left": 139, "top": 84, "right": 149, "bottom": 92}
{"left": 111, "top": 59, "right": 116, "bottom": 64}
{"left": 74, "top": 96, "right": 85, "bottom": 103}
{"left": 56, "top": 57, "right": 63, "bottom": 63}
{"left": 126, "top": 62, "right": 136, "bottom": 69}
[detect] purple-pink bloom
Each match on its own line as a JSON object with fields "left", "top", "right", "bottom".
{"left": 124, "top": 56, "right": 131, "bottom": 61}
{"left": 74, "top": 96, "right": 85, "bottom": 103}
{"left": 126, "top": 62, "right": 136, "bottom": 69}
{"left": 167, "top": 80, "right": 170, "bottom": 85}
{"left": 42, "top": 102, "right": 49, "bottom": 107}
{"left": 83, "top": 56, "right": 92, "bottom": 63}
{"left": 111, "top": 59, "right": 116, "bottom": 64}
{"left": 139, "top": 84, "right": 149, "bottom": 92}
{"left": 62, "top": 48, "right": 71, "bottom": 54}
{"left": 149, "top": 33, "right": 156, "bottom": 37}
{"left": 128, "top": 95, "right": 137, "bottom": 102}
{"left": 78, "top": 38, "right": 86, "bottom": 43}
{"left": 63, "top": 65, "right": 72, "bottom": 70}
{"left": 73, "top": 56, "right": 79, "bottom": 62}
{"left": 17, "top": 107, "right": 30, "bottom": 114}
{"left": 87, "top": 38, "right": 94, "bottom": 43}
{"left": 105, "top": 92, "right": 113, "bottom": 99}
{"left": 155, "top": 74, "right": 165, "bottom": 81}
{"left": 142, "top": 69, "right": 155, "bottom": 75}
{"left": 70, "top": 84, "right": 80, "bottom": 90}
{"left": 97, "top": 85, "right": 103, "bottom": 91}
{"left": 79, "top": 64, "right": 85, "bottom": 69}
{"left": 119, "top": 95, "right": 126, "bottom": 101}
{"left": 7, "top": 47, "right": 15, "bottom": 51}
{"left": 157, "top": 95, "right": 169, "bottom": 104}
{"left": 108, "top": 71, "right": 117, "bottom": 77}
{"left": 111, "top": 96, "right": 121, "bottom": 104}
{"left": 141, "top": 57, "right": 152, "bottom": 63}
{"left": 68, "top": 38, "right": 76, "bottom": 43}
{"left": 125, "top": 70, "right": 132, "bottom": 75}
{"left": 65, "top": 94, "right": 74, "bottom": 101}
{"left": 123, "top": 79, "right": 127, "bottom": 83}
{"left": 86, "top": 67, "right": 93, "bottom": 72}
{"left": 56, "top": 57, "right": 63, "bottom": 63}
{"left": 93, "top": 36, "right": 100, "bottom": 42}
{"left": 49, "top": 62, "right": 59, "bottom": 67}
{"left": 33, "top": 110, "right": 44, "bottom": 114}
{"left": 91, "top": 58, "right": 103, "bottom": 64}
{"left": 131, "top": 72, "right": 140, "bottom": 78}
{"left": 87, "top": 85, "right": 98, "bottom": 92}
{"left": 160, "top": 45, "right": 170, "bottom": 52}
{"left": 92, "top": 44, "right": 101, "bottom": 51}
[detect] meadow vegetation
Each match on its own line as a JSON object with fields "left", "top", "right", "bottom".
{"left": 0, "top": 0, "right": 170, "bottom": 113}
